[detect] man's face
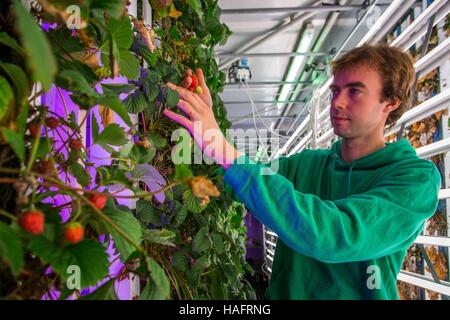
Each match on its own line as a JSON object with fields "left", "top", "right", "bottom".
{"left": 329, "top": 65, "right": 390, "bottom": 139}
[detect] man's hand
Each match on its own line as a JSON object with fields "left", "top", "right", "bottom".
{"left": 181, "top": 68, "right": 213, "bottom": 109}
{"left": 163, "top": 68, "right": 241, "bottom": 169}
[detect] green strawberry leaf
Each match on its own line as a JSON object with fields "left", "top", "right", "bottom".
{"left": 142, "top": 229, "right": 176, "bottom": 246}
{"left": 94, "top": 124, "right": 128, "bottom": 151}
{"left": 0, "top": 75, "right": 14, "bottom": 122}
{"left": 193, "top": 227, "right": 210, "bottom": 253}
{"left": 79, "top": 279, "right": 119, "bottom": 300}
{"left": 103, "top": 205, "right": 142, "bottom": 262}
{"left": 172, "top": 250, "right": 189, "bottom": 273}
{"left": 0, "top": 221, "right": 24, "bottom": 276}
{"left": 69, "top": 162, "right": 91, "bottom": 187}
{"left": 140, "top": 256, "right": 170, "bottom": 300}
{"left": 2, "top": 127, "right": 24, "bottom": 160}
{"left": 96, "top": 95, "right": 132, "bottom": 126}
{"left": 28, "top": 237, "right": 109, "bottom": 288}
{"left": 13, "top": 0, "right": 57, "bottom": 90}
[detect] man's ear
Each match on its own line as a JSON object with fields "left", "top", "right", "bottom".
{"left": 383, "top": 98, "right": 401, "bottom": 113}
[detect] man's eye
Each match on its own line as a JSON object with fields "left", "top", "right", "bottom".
{"left": 349, "top": 88, "right": 361, "bottom": 95}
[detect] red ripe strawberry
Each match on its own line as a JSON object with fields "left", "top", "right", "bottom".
{"left": 189, "top": 75, "right": 198, "bottom": 91}
{"left": 69, "top": 138, "right": 83, "bottom": 150}
{"left": 63, "top": 222, "right": 84, "bottom": 244}
{"left": 89, "top": 193, "right": 107, "bottom": 210}
{"left": 19, "top": 210, "right": 45, "bottom": 235}
{"left": 45, "top": 117, "right": 60, "bottom": 129}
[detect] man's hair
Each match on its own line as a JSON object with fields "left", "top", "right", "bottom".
{"left": 330, "top": 43, "right": 415, "bottom": 128}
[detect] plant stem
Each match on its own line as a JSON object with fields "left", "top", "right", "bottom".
{"left": 0, "top": 209, "right": 17, "bottom": 221}
{"left": 201, "top": 267, "right": 217, "bottom": 277}
{"left": 38, "top": 178, "right": 178, "bottom": 200}
{"left": 56, "top": 87, "right": 69, "bottom": 119}
{"left": 79, "top": 193, "right": 142, "bottom": 253}
{"left": 53, "top": 127, "right": 71, "bottom": 155}
{"left": 0, "top": 167, "right": 178, "bottom": 200}
{"left": 78, "top": 108, "right": 91, "bottom": 131}
{"left": 0, "top": 177, "right": 19, "bottom": 184}
{"left": 157, "top": 255, "right": 180, "bottom": 299}
{"left": 25, "top": 118, "right": 43, "bottom": 175}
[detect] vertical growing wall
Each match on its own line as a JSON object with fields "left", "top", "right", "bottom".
{"left": 0, "top": 0, "right": 255, "bottom": 300}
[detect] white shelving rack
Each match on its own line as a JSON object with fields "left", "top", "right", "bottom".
{"left": 262, "top": 0, "right": 450, "bottom": 299}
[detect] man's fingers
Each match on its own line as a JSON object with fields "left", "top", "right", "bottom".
{"left": 163, "top": 109, "right": 193, "bottom": 130}
{"left": 176, "top": 99, "right": 198, "bottom": 118}
{"left": 180, "top": 69, "right": 193, "bottom": 89}
{"left": 181, "top": 76, "right": 192, "bottom": 89}
{"left": 168, "top": 82, "right": 192, "bottom": 100}
{"left": 167, "top": 82, "right": 189, "bottom": 96}
{"left": 185, "top": 69, "right": 193, "bottom": 78}
{"left": 196, "top": 68, "right": 209, "bottom": 92}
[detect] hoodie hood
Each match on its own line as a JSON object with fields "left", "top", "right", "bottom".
{"left": 327, "top": 139, "right": 417, "bottom": 198}
{"left": 329, "top": 138, "right": 417, "bottom": 169}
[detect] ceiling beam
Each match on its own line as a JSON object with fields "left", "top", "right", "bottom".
{"left": 221, "top": 5, "right": 361, "bottom": 15}
{"left": 218, "top": 1, "right": 324, "bottom": 71}
{"left": 228, "top": 115, "right": 297, "bottom": 120}
{"left": 217, "top": 51, "right": 330, "bottom": 58}
{"left": 223, "top": 100, "right": 307, "bottom": 105}
{"left": 225, "top": 81, "right": 313, "bottom": 87}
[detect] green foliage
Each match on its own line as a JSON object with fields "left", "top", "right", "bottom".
{"left": 2, "top": 127, "right": 24, "bottom": 160}
{"left": 141, "top": 256, "right": 171, "bottom": 299}
{"left": 0, "top": 76, "right": 14, "bottom": 121}
{"left": 69, "top": 163, "right": 91, "bottom": 187}
{"left": 136, "top": 199, "right": 162, "bottom": 225}
{"left": 103, "top": 203, "right": 142, "bottom": 262}
{"left": 94, "top": 124, "right": 128, "bottom": 151}
{"left": 79, "top": 279, "right": 119, "bottom": 300}
{"left": 183, "top": 189, "right": 207, "bottom": 213}
{"left": 96, "top": 96, "right": 132, "bottom": 126}
{"left": 0, "top": 221, "right": 24, "bottom": 276}
{"left": 0, "top": 62, "right": 29, "bottom": 112}
{"left": 193, "top": 227, "right": 211, "bottom": 253}
{"left": 0, "top": 0, "right": 254, "bottom": 301}
{"left": 142, "top": 229, "right": 176, "bottom": 246}
{"left": 28, "top": 237, "right": 109, "bottom": 288}
{"left": 12, "top": 0, "right": 57, "bottom": 90}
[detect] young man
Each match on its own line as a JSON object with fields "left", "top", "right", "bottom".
{"left": 164, "top": 44, "right": 441, "bottom": 299}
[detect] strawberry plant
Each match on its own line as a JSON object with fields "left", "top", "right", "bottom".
{"left": 0, "top": 0, "right": 254, "bottom": 300}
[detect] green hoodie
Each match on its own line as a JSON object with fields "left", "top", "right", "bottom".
{"left": 223, "top": 138, "right": 441, "bottom": 299}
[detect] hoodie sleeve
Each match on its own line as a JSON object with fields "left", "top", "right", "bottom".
{"left": 215, "top": 153, "right": 293, "bottom": 202}
{"left": 224, "top": 154, "right": 441, "bottom": 263}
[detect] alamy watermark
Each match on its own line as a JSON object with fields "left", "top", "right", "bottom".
{"left": 170, "top": 125, "right": 281, "bottom": 175}
{"left": 366, "top": 265, "right": 381, "bottom": 290}
{"left": 66, "top": 5, "right": 81, "bottom": 30}
{"left": 365, "top": 5, "right": 382, "bottom": 29}
{"left": 66, "top": 264, "right": 81, "bottom": 290}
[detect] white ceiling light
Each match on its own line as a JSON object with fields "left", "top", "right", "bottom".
{"left": 276, "top": 24, "right": 315, "bottom": 110}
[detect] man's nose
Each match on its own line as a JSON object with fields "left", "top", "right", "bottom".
{"left": 331, "top": 91, "right": 347, "bottom": 111}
